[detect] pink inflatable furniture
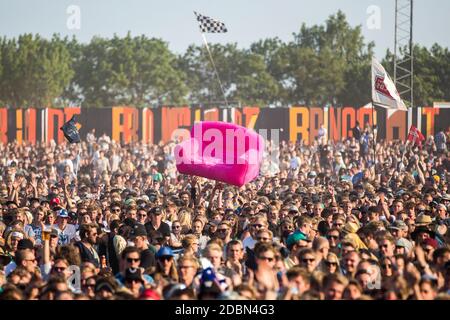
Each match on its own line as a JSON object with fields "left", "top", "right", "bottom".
{"left": 175, "top": 121, "right": 265, "bottom": 187}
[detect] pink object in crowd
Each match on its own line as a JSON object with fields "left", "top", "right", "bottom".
{"left": 175, "top": 121, "right": 265, "bottom": 187}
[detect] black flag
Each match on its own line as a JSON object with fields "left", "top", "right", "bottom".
{"left": 194, "top": 12, "right": 228, "bottom": 33}
{"left": 60, "top": 116, "right": 81, "bottom": 144}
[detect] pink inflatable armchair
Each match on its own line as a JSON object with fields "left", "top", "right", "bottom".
{"left": 175, "top": 121, "right": 265, "bottom": 187}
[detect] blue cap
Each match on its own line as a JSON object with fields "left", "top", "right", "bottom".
{"left": 286, "top": 231, "right": 310, "bottom": 247}
{"left": 200, "top": 267, "right": 217, "bottom": 286}
{"left": 156, "top": 246, "right": 174, "bottom": 258}
{"left": 57, "top": 209, "right": 69, "bottom": 218}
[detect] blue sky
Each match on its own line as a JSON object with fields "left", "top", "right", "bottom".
{"left": 0, "top": 0, "right": 448, "bottom": 59}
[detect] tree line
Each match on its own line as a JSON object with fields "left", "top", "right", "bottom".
{"left": 0, "top": 11, "right": 448, "bottom": 108}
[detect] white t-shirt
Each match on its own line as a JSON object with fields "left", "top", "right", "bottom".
{"left": 53, "top": 224, "right": 77, "bottom": 245}
{"left": 110, "top": 155, "right": 121, "bottom": 172}
{"left": 24, "top": 224, "right": 43, "bottom": 245}
{"left": 242, "top": 236, "right": 257, "bottom": 250}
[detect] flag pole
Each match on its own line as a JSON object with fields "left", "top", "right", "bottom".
{"left": 371, "top": 101, "right": 377, "bottom": 176}
{"left": 200, "top": 32, "right": 229, "bottom": 108}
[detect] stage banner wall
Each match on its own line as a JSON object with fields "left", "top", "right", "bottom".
{"left": 0, "top": 105, "right": 449, "bottom": 145}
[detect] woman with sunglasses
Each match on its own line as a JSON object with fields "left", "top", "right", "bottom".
{"left": 153, "top": 246, "right": 178, "bottom": 283}
{"left": 169, "top": 220, "right": 183, "bottom": 249}
{"left": 81, "top": 275, "right": 98, "bottom": 299}
{"left": 324, "top": 252, "right": 342, "bottom": 274}
{"left": 380, "top": 257, "right": 396, "bottom": 280}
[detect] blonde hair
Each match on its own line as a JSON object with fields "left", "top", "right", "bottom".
{"left": 108, "top": 214, "right": 120, "bottom": 224}
{"left": 178, "top": 208, "right": 192, "bottom": 233}
{"left": 181, "top": 234, "right": 197, "bottom": 249}
{"left": 203, "top": 243, "right": 223, "bottom": 257}
{"left": 178, "top": 254, "right": 199, "bottom": 269}
{"left": 256, "top": 228, "right": 273, "bottom": 239}
{"left": 251, "top": 215, "right": 268, "bottom": 226}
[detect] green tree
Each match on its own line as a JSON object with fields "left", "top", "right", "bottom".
{"left": 178, "top": 43, "right": 242, "bottom": 105}
{"left": 231, "top": 50, "right": 279, "bottom": 105}
{"left": 250, "top": 38, "right": 286, "bottom": 104}
{"left": 0, "top": 34, "right": 74, "bottom": 108}
{"left": 283, "top": 11, "right": 374, "bottom": 106}
{"left": 384, "top": 43, "right": 450, "bottom": 107}
{"left": 74, "top": 33, "right": 187, "bottom": 107}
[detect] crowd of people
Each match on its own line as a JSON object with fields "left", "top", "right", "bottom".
{"left": 0, "top": 124, "right": 449, "bottom": 300}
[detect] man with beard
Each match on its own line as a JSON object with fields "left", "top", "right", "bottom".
{"left": 74, "top": 223, "right": 100, "bottom": 267}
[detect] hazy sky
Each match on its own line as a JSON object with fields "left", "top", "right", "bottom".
{"left": 0, "top": 0, "right": 448, "bottom": 59}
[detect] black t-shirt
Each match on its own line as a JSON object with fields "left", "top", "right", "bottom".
{"left": 145, "top": 221, "right": 171, "bottom": 238}
{"left": 140, "top": 248, "right": 156, "bottom": 269}
{"left": 352, "top": 126, "right": 361, "bottom": 140}
{"left": 74, "top": 241, "right": 100, "bottom": 268}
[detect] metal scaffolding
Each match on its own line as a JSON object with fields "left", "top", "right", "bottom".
{"left": 394, "top": 0, "right": 414, "bottom": 127}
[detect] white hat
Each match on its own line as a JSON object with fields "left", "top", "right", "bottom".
{"left": 11, "top": 231, "right": 24, "bottom": 239}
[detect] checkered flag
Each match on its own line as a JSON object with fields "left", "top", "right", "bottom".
{"left": 194, "top": 11, "right": 227, "bottom": 33}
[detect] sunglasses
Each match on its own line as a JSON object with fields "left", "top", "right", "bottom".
{"left": 327, "top": 235, "right": 339, "bottom": 240}
{"left": 158, "top": 256, "right": 173, "bottom": 262}
{"left": 302, "top": 258, "right": 315, "bottom": 263}
{"left": 179, "top": 265, "right": 195, "bottom": 270}
{"left": 126, "top": 258, "right": 140, "bottom": 263}
{"left": 25, "top": 258, "right": 37, "bottom": 263}
{"left": 125, "top": 279, "right": 142, "bottom": 284}
{"left": 217, "top": 228, "right": 229, "bottom": 233}
{"left": 252, "top": 224, "right": 264, "bottom": 228}
{"left": 138, "top": 214, "right": 147, "bottom": 218}
{"left": 381, "top": 264, "right": 392, "bottom": 269}
{"left": 326, "top": 261, "right": 337, "bottom": 266}
{"left": 53, "top": 266, "right": 66, "bottom": 272}
{"left": 258, "top": 256, "right": 275, "bottom": 262}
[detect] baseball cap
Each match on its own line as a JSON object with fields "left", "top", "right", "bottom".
{"left": 11, "top": 231, "right": 24, "bottom": 240}
{"left": 131, "top": 224, "right": 147, "bottom": 238}
{"left": 308, "top": 171, "right": 317, "bottom": 178}
{"left": 286, "top": 231, "right": 310, "bottom": 247}
{"left": 395, "top": 238, "right": 413, "bottom": 253}
{"left": 150, "top": 207, "right": 163, "bottom": 215}
{"left": 50, "top": 197, "right": 61, "bottom": 206}
{"left": 57, "top": 209, "right": 69, "bottom": 218}
{"left": 156, "top": 246, "right": 174, "bottom": 259}
{"left": 50, "top": 228, "right": 59, "bottom": 237}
